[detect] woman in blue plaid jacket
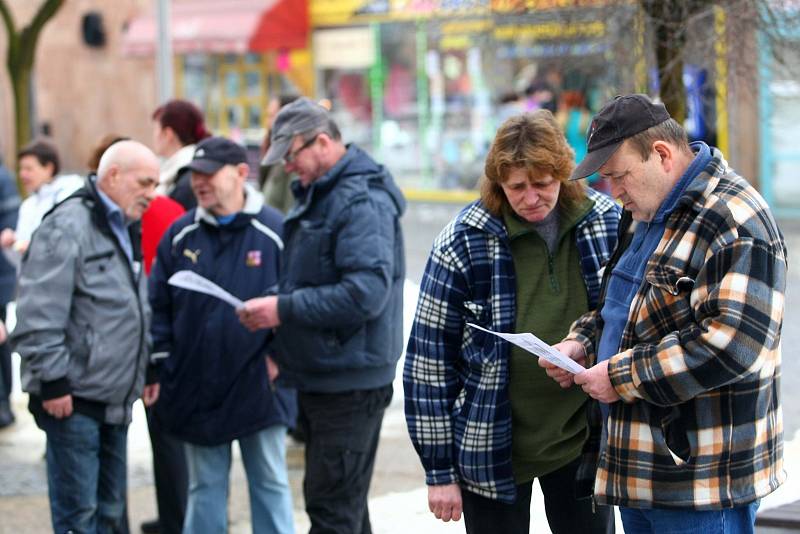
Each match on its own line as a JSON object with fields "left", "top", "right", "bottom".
{"left": 404, "top": 111, "right": 621, "bottom": 533}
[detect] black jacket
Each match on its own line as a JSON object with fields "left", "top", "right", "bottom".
{"left": 273, "top": 144, "right": 406, "bottom": 393}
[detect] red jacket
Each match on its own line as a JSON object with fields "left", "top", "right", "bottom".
{"left": 141, "top": 196, "right": 185, "bottom": 274}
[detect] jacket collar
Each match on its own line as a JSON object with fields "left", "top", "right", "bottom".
{"left": 64, "top": 175, "right": 143, "bottom": 265}
{"left": 458, "top": 201, "right": 508, "bottom": 239}
{"left": 157, "top": 144, "right": 196, "bottom": 194}
{"left": 671, "top": 146, "right": 729, "bottom": 216}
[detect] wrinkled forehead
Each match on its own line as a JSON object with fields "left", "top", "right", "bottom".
{"left": 121, "top": 162, "right": 159, "bottom": 185}
{"left": 598, "top": 142, "right": 637, "bottom": 175}
{"left": 502, "top": 164, "right": 553, "bottom": 184}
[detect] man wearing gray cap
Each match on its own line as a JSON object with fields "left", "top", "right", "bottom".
{"left": 539, "top": 94, "right": 786, "bottom": 533}
{"left": 239, "top": 97, "right": 406, "bottom": 533}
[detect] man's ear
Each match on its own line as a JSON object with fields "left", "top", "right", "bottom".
{"left": 104, "top": 164, "right": 121, "bottom": 186}
{"left": 237, "top": 163, "right": 250, "bottom": 179}
{"left": 652, "top": 141, "right": 674, "bottom": 172}
{"left": 316, "top": 132, "right": 332, "bottom": 150}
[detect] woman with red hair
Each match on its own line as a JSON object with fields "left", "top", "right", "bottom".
{"left": 152, "top": 99, "right": 211, "bottom": 209}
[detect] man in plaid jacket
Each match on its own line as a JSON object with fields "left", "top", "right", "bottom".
{"left": 542, "top": 94, "right": 786, "bottom": 533}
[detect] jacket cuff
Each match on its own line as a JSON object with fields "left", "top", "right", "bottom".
{"left": 40, "top": 377, "right": 71, "bottom": 400}
{"left": 608, "top": 348, "right": 644, "bottom": 403}
{"left": 425, "top": 466, "right": 458, "bottom": 487}
{"left": 277, "top": 294, "right": 294, "bottom": 324}
{"left": 150, "top": 351, "right": 169, "bottom": 363}
{"left": 146, "top": 364, "right": 159, "bottom": 385}
{"left": 563, "top": 331, "right": 595, "bottom": 365}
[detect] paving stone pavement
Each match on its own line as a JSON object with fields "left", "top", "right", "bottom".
{"left": 2, "top": 210, "right": 800, "bottom": 533}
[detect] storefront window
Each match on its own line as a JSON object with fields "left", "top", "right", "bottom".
{"left": 180, "top": 53, "right": 299, "bottom": 144}
{"left": 181, "top": 54, "right": 212, "bottom": 110}
{"left": 314, "top": 26, "right": 377, "bottom": 150}
{"left": 311, "top": 4, "right": 640, "bottom": 191}
{"left": 378, "top": 23, "right": 423, "bottom": 186}
{"left": 767, "top": 42, "right": 800, "bottom": 208}
{"left": 224, "top": 71, "right": 240, "bottom": 97}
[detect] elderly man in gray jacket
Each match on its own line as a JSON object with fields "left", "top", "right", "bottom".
{"left": 11, "top": 140, "right": 160, "bottom": 534}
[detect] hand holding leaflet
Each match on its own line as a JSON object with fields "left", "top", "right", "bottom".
{"left": 168, "top": 270, "right": 244, "bottom": 310}
{"left": 467, "top": 323, "right": 585, "bottom": 374}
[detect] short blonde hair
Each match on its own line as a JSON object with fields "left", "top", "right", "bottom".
{"left": 480, "top": 110, "right": 585, "bottom": 216}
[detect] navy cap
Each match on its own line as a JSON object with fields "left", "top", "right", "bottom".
{"left": 184, "top": 136, "right": 247, "bottom": 175}
{"left": 570, "top": 94, "right": 671, "bottom": 180}
{"left": 262, "top": 97, "right": 330, "bottom": 166}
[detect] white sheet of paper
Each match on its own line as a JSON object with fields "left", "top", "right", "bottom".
{"left": 168, "top": 270, "right": 244, "bottom": 310}
{"left": 467, "top": 323, "right": 585, "bottom": 374}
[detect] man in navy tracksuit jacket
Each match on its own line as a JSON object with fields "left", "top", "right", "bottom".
{"left": 149, "top": 136, "right": 296, "bottom": 534}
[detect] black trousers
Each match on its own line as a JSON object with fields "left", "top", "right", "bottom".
{"left": 461, "top": 457, "right": 615, "bottom": 534}
{"left": 145, "top": 407, "right": 188, "bottom": 534}
{"left": 299, "top": 384, "right": 393, "bottom": 534}
{"left": 0, "top": 305, "right": 11, "bottom": 402}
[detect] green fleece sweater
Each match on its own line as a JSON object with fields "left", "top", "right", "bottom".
{"left": 503, "top": 199, "right": 593, "bottom": 483}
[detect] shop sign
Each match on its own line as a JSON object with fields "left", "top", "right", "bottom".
{"left": 438, "top": 19, "right": 493, "bottom": 50}
{"left": 491, "top": 0, "right": 621, "bottom": 11}
{"left": 311, "top": 0, "right": 489, "bottom": 25}
{"left": 313, "top": 27, "right": 376, "bottom": 68}
{"left": 493, "top": 20, "right": 605, "bottom": 41}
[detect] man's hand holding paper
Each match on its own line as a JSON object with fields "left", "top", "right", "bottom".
{"left": 538, "top": 340, "right": 587, "bottom": 388}
{"left": 466, "top": 323, "right": 586, "bottom": 374}
{"left": 238, "top": 296, "right": 281, "bottom": 331}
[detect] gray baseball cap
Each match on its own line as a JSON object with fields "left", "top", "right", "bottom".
{"left": 262, "top": 97, "right": 330, "bottom": 166}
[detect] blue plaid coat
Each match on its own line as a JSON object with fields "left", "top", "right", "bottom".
{"left": 404, "top": 189, "right": 620, "bottom": 503}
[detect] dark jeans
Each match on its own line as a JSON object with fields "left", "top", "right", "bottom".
{"left": 146, "top": 407, "right": 188, "bottom": 534}
{"left": 34, "top": 411, "right": 129, "bottom": 533}
{"left": 461, "top": 457, "right": 615, "bottom": 534}
{"left": 299, "top": 384, "right": 393, "bottom": 534}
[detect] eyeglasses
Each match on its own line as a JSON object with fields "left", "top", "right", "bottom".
{"left": 283, "top": 135, "right": 318, "bottom": 164}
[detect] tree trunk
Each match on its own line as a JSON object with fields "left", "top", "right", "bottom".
{"left": 640, "top": 0, "right": 710, "bottom": 124}
{"left": 0, "top": 0, "right": 65, "bottom": 193}
{"left": 11, "top": 63, "right": 31, "bottom": 162}
{"left": 640, "top": 1, "right": 685, "bottom": 123}
{"left": 654, "top": 18, "right": 687, "bottom": 123}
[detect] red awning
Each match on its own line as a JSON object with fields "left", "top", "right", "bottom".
{"left": 122, "top": 0, "right": 308, "bottom": 56}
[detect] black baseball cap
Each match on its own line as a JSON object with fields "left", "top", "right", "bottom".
{"left": 262, "top": 97, "right": 330, "bottom": 166}
{"left": 570, "top": 94, "right": 671, "bottom": 180}
{"left": 183, "top": 136, "right": 247, "bottom": 175}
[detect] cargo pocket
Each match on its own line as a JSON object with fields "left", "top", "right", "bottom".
{"left": 660, "top": 406, "right": 691, "bottom": 467}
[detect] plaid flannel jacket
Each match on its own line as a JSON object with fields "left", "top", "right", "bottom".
{"left": 404, "top": 189, "right": 620, "bottom": 503}
{"left": 567, "top": 148, "right": 787, "bottom": 510}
